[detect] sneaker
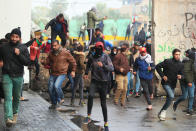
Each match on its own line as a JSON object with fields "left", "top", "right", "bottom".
{"left": 106, "top": 94, "right": 110, "bottom": 99}
{"left": 158, "top": 110, "right": 166, "bottom": 121}
{"left": 84, "top": 117, "right": 91, "bottom": 124}
{"left": 70, "top": 99, "right": 75, "bottom": 107}
{"left": 49, "top": 104, "right": 56, "bottom": 109}
{"left": 150, "top": 94, "right": 154, "bottom": 99}
{"left": 79, "top": 99, "right": 86, "bottom": 106}
{"left": 104, "top": 126, "right": 109, "bottom": 131}
{"left": 13, "top": 114, "right": 18, "bottom": 124}
{"left": 186, "top": 110, "right": 194, "bottom": 116}
{"left": 135, "top": 93, "right": 140, "bottom": 97}
{"left": 129, "top": 91, "right": 134, "bottom": 95}
{"left": 6, "top": 119, "right": 14, "bottom": 127}
{"left": 146, "top": 105, "right": 152, "bottom": 111}
{"left": 173, "top": 102, "right": 177, "bottom": 112}
{"left": 59, "top": 99, "right": 64, "bottom": 105}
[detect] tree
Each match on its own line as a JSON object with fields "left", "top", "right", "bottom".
{"left": 49, "top": 0, "right": 68, "bottom": 18}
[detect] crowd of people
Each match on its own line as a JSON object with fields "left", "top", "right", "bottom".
{"left": 0, "top": 8, "right": 196, "bottom": 131}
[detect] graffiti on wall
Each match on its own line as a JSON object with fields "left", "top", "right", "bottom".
{"left": 155, "top": 11, "right": 196, "bottom": 63}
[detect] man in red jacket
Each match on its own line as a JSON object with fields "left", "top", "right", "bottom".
{"left": 113, "top": 42, "right": 130, "bottom": 106}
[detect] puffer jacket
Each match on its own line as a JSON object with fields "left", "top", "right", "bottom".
{"left": 87, "top": 10, "right": 104, "bottom": 29}
{"left": 43, "top": 48, "right": 76, "bottom": 76}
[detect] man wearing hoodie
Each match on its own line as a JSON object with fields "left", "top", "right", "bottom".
{"left": 173, "top": 49, "right": 196, "bottom": 115}
{"left": 44, "top": 13, "right": 69, "bottom": 47}
{"left": 0, "top": 28, "right": 30, "bottom": 126}
{"left": 87, "top": 7, "right": 107, "bottom": 46}
{"left": 84, "top": 42, "right": 114, "bottom": 131}
{"left": 133, "top": 47, "right": 155, "bottom": 110}
{"left": 113, "top": 43, "right": 130, "bottom": 106}
{"left": 156, "top": 49, "right": 183, "bottom": 121}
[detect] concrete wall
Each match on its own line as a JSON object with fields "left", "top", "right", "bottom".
{"left": 0, "top": 0, "right": 32, "bottom": 83}
{"left": 154, "top": 0, "right": 196, "bottom": 64}
{"left": 154, "top": 0, "right": 196, "bottom": 95}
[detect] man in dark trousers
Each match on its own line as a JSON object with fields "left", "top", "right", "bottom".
{"left": 0, "top": 28, "right": 30, "bottom": 126}
{"left": 84, "top": 42, "right": 114, "bottom": 131}
{"left": 87, "top": 7, "right": 107, "bottom": 46}
{"left": 44, "top": 13, "right": 69, "bottom": 47}
{"left": 156, "top": 49, "right": 183, "bottom": 121}
{"left": 138, "top": 27, "right": 146, "bottom": 46}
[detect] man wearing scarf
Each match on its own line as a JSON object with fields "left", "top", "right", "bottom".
{"left": 133, "top": 47, "right": 155, "bottom": 110}
{"left": 41, "top": 40, "right": 76, "bottom": 110}
{"left": 30, "top": 30, "right": 42, "bottom": 80}
{"left": 44, "top": 13, "right": 69, "bottom": 47}
{"left": 0, "top": 28, "right": 30, "bottom": 126}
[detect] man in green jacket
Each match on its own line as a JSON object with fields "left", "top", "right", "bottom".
{"left": 173, "top": 49, "right": 196, "bottom": 115}
{"left": 87, "top": 7, "right": 107, "bottom": 46}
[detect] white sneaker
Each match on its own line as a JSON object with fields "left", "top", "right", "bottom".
{"left": 159, "top": 110, "right": 166, "bottom": 121}
{"left": 106, "top": 94, "right": 110, "bottom": 99}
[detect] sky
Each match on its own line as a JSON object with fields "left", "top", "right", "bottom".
{"left": 32, "top": 0, "right": 123, "bottom": 18}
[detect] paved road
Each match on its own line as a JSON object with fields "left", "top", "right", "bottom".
{"left": 1, "top": 91, "right": 196, "bottom": 131}
{"left": 0, "top": 90, "right": 80, "bottom": 131}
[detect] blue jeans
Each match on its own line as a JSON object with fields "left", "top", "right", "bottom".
{"left": 127, "top": 72, "right": 134, "bottom": 96}
{"left": 135, "top": 70, "right": 141, "bottom": 93}
{"left": 175, "top": 82, "right": 195, "bottom": 110}
{"left": 48, "top": 75, "right": 66, "bottom": 105}
{"left": 161, "top": 85, "right": 175, "bottom": 111}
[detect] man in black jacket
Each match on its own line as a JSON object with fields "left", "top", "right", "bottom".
{"left": 84, "top": 42, "right": 114, "bottom": 131}
{"left": 156, "top": 49, "right": 183, "bottom": 121}
{"left": 44, "top": 13, "right": 69, "bottom": 47}
{"left": 0, "top": 28, "right": 30, "bottom": 126}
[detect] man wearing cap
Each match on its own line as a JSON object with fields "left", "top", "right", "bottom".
{"left": 84, "top": 42, "right": 114, "bottom": 131}
{"left": 87, "top": 7, "right": 107, "bottom": 46}
{"left": 0, "top": 28, "right": 30, "bottom": 126}
{"left": 133, "top": 47, "right": 155, "bottom": 110}
{"left": 131, "top": 41, "right": 141, "bottom": 97}
{"left": 30, "top": 30, "right": 42, "bottom": 80}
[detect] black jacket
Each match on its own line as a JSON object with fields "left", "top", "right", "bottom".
{"left": 85, "top": 53, "right": 114, "bottom": 82}
{"left": 0, "top": 42, "right": 30, "bottom": 77}
{"left": 156, "top": 58, "right": 183, "bottom": 88}
{"left": 45, "top": 18, "right": 69, "bottom": 34}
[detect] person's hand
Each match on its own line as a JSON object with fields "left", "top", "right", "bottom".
{"left": 15, "top": 48, "right": 20, "bottom": 55}
{"left": 163, "top": 76, "right": 168, "bottom": 81}
{"left": 177, "top": 75, "right": 182, "bottom": 80}
{"left": 148, "top": 66, "right": 151, "bottom": 71}
{"left": 43, "top": 29, "right": 47, "bottom": 33}
{"left": 83, "top": 75, "right": 88, "bottom": 79}
{"left": 71, "top": 71, "right": 75, "bottom": 78}
{"left": 133, "top": 72, "right": 136, "bottom": 75}
{"left": 112, "top": 72, "right": 115, "bottom": 74}
{"left": 0, "top": 61, "right": 3, "bottom": 67}
{"left": 97, "top": 61, "right": 103, "bottom": 67}
{"left": 35, "top": 47, "right": 39, "bottom": 50}
{"left": 104, "top": 16, "right": 107, "bottom": 20}
{"left": 188, "top": 83, "right": 192, "bottom": 87}
{"left": 120, "top": 68, "right": 124, "bottom": 73}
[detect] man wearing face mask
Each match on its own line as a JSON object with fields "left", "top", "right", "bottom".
{"left": 0, "top": 28, "right": 30, "bottom": 126}
{"left": 84, "top": 42, "right": 114, "bottom": 131}
{"left": 113, "top": 43, "right": 130, "bottom": 106}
